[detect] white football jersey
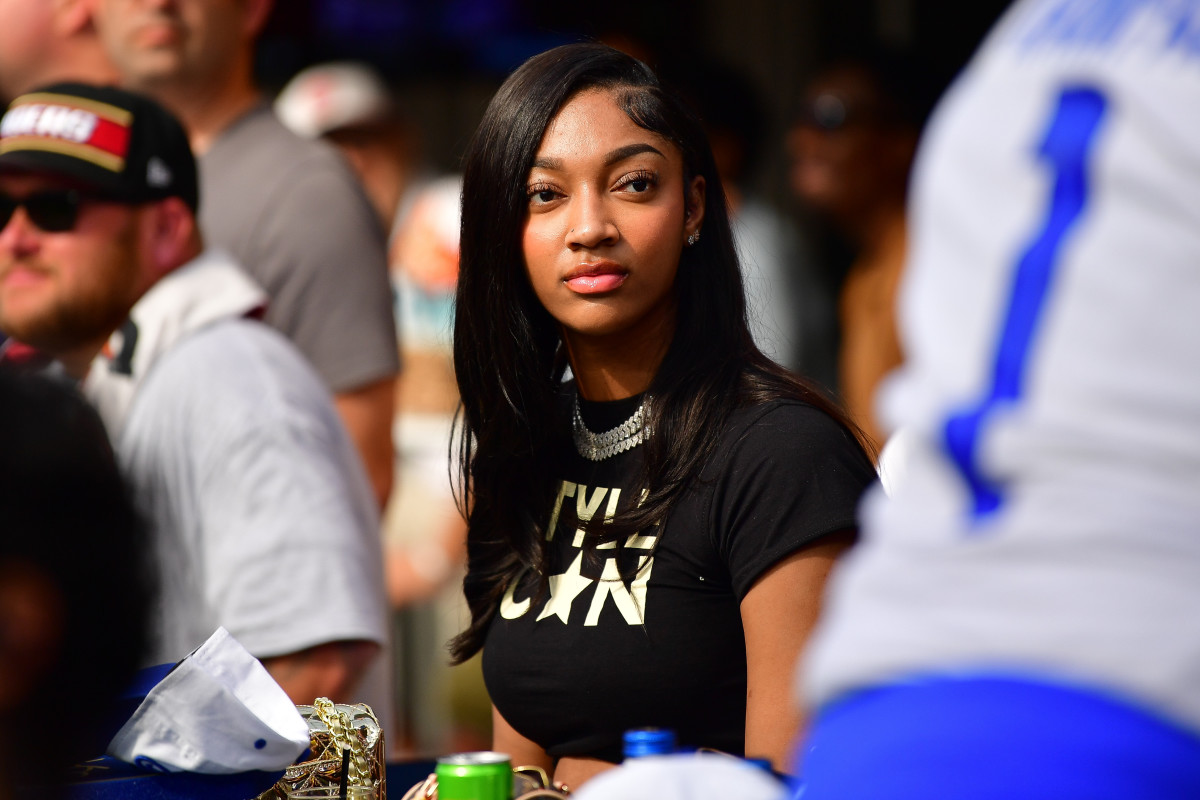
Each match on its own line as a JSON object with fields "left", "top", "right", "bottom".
{"left": 805, "top": 0, "right": 1200, "bottom": 733}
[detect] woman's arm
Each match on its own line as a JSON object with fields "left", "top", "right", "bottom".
{"left": 740, "top": 530, "right": 854, "bottom": 772}
{"left": 493, "top": 705, "right": 555, "bottom": 774}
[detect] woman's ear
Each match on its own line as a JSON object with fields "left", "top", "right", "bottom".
{"left": 684, "top": 175, "right": 706, "bottom": 241}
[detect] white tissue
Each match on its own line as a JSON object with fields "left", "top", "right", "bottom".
{"left": 106, "top": 627, "right": 311, "bottom": 774}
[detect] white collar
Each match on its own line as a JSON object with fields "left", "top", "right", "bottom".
{"left": 84, "top": 248, "right": 268, "bottom": 438}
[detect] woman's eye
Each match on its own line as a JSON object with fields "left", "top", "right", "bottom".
{"left": 618, "top": 172, "right": 656, "bottom": 194}
{"left": 528, "top": 186, "right": 558, "bottom": 205}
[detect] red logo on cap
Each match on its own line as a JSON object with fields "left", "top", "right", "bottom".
{"left": 0, "top": 94, "right": 133, "bottom": 172}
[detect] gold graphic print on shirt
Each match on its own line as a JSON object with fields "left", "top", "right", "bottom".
{"left": 500, "top": 480, "right": 658, "bottom": 625}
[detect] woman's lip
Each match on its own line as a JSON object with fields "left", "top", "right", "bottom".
{"left": 565, "top": 261, "right": 624, "bottom": 278}
{"left": 566, "top": 272, "right": 628, "bottom": 294}
{"left": 564, "top": 263, "right": 628, "bottom": 294}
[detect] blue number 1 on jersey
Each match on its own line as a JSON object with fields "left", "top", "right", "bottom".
{"left": 943, "top": 86, "right": 1108, "bottom": 524}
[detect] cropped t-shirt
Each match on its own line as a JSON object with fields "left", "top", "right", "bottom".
{"left": 483, "top": 394, "right": 875, "bottom": 763}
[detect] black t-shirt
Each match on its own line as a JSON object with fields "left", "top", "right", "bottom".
{"left": 482, "top": 394, "right": 876, "bottom": 764}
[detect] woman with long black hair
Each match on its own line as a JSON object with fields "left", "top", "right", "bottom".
{"left": 450, "top": 42, "right": 875, "bottom": 789}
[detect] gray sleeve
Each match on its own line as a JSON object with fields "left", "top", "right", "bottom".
{"left": 182, "top": 328, "right": 389, "bottom": 657}
{"left": 250, "top": 151, "right": 400, "bottom": 392}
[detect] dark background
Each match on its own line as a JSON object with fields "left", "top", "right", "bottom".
{"left": 256, "top": 0, "right": 1012, "bottom": 197}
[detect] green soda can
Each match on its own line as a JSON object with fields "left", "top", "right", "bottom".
{"left": 436, "top": 751, "right": 512, "bottom": 800}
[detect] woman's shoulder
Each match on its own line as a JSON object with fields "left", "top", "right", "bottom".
{"left": 709, "top": 397, "right": 876, "bottom": 482}
{"left": 725, "top": 397, "right": 855, "bottom": 444}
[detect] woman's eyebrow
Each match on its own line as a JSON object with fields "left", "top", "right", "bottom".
{"left": 530, "top": 143, "right": 665, "bottom": 172}
{"left": 604, "top": 143, "right": 665, "bottom": 165}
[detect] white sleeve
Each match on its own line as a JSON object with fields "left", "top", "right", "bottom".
{"left": 178, "top": 324, "right": 388, "bottom": 658}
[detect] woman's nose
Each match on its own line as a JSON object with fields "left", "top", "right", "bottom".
{"left": 566, "top": 190, "right": 618, "bottom": 250}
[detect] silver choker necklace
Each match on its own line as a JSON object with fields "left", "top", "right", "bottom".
{"left": 572, "top": 394, "right": 652, "bottom": 461}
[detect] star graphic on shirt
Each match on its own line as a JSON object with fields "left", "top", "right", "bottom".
{"left": 536, "top": 552, "right": 593, "bottom": 624}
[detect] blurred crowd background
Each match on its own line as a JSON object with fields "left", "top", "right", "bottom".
{"left": 255, "top": 0, "right": 1005, "bottom": 203}
{"left": 0, "top": 0, "right": 1016, "bottom": 763}
{"left": 258, "top": 0, "right": 1015, "bottom": 758}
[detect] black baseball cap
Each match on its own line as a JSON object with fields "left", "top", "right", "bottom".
{"left": 0, "top": 82, "right": 198, "bottom": 212}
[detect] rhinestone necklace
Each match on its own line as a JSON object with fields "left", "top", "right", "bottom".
{"left": 572, "top": 393, "right": 652, "bottom": 461}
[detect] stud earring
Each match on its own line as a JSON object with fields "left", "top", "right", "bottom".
{"left": 686, "top": 231, "right": 700, "bottom": 246}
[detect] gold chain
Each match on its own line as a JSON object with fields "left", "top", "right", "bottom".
{"left": 313, "top": 697, "right": 373, "bottom": 788}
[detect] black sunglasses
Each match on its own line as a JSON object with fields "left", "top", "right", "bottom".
{"left": 0, "top": 189, "right": 91, "bottom": 234}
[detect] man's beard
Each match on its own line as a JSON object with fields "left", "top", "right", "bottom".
{"left": 0, "top": 228, "right": 141, "bottom": 359}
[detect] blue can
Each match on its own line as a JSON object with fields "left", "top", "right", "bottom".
{"left": 622, "top": 727, "right": 677, "bottom": 759}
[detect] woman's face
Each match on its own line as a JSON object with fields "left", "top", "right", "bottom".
{"left": 521, "top": 89, "right": 704, "bottom": 349}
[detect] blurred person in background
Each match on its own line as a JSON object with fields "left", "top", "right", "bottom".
{"left": 275, "top": 60, "right": 467, "bottom": 611}
{"left": 381, "top": 173, "right": 491, "bottom": 754}
{"left": 275, "top": 62, "right": 422, "bottom": 238}
{"left": 89, "top": 0, "right": 400, "bottom": 509}
{"left": 787, "top": 49, "right": 939, "bottom": 453}
{"left": 0, "top": 84, "right": 388, "bottom": 711}
{"left": 276, "top": 61, "right": 484, "bottom": 754}
{"left": 668, "top": 57, "right": 816, "bottom": 377}
{"left": 0, "top": 0, "right": 117, "bottom": 104}
{"left": 0, "top": 371, "right": 150, "bottom": 800}
{"left": 797, "top": 1, "right": 1200, "bottom": 797}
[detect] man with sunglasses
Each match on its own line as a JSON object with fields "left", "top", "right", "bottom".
{"left": 0, "top": 83, "right": 390, "bottom": 711}
{"left": 786, "top": 52, "right": 941, "bottom": 455}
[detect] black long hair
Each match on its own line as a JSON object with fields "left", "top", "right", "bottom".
{"left": 0, "top": 371, "right": 152, "bottom": 796}
{"left": 450, "top": 42, "right": 868, "bottom": 663}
